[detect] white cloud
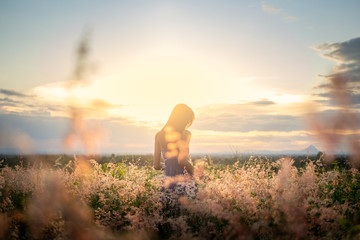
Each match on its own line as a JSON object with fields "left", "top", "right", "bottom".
{"left": 261, "top": 2, "right": 299, "bottom": 22}
{"left": 261, "top": 2, "right": 282, "bottom": 15}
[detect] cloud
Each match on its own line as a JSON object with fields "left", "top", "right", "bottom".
{"left": 0, "top": 111, "right": 316, "bottom": 154}
{"left": 90, "top": 99, "right": 118, "bottom": 110}
{"left": 0, "top": 89, "right": 121, "bottom": 119}
{"left": 314, "top": 92, "right": 360, "bottom": 105}
{"left": 314, "top": 36, "right": 360, "bottom": 106}
{"left": 311, "top": 37, "right": 360, "bottom": 159}
{"left": 308, "top": 109, "right": 360, "bottom": 129}
{"left": 0, "top": 113, "right": 154, "bottom": 154}
{"left": 313, "top": 83, "right": 330, "bottom": 89}
{"left": 261, "top": 2, "right": 282, "bottom": 15}
{"left": 193, "top": 103, "right": 304, "bottom": 132}
{"left": 0, "top": 94, "right": 55, "bottom": 116}
{"left": 316, "top": 37, "right": 360, "bottom": 64}
{"left": 0, "top": 97, "right": 22, "bottom": 107}
{"left": 252, "top": 99, "right": 276, "bottom": 105}
{"left": 0, "top": 88, "right": 56, "bottom": 116}
{"left": 0, "top": 88, "right": 29, "bottom": 97}
{"left": 191, "top": 129, "right": 316, "bottom": 153}
{"left": 315, "top": 37, "right": 360, "bottom": 83}
{"left": 261, "top": 2, "right": 299, "bottom": 22}
{"left": 0, "top": 96, "right": 318, "bottom": 154}
{"left": 196, "top": 113, "right": 303, "bottom": 132}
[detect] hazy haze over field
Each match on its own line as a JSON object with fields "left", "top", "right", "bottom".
{"left": 0, "top": 0, "right": 360, "bottom": 154}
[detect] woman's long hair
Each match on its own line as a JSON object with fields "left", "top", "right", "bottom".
{"left": 164, "top": 104, "right": 195, "bottom": 133}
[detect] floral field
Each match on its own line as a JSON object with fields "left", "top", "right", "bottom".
{"left": 0, "top": 155, "right": 360, "bottom": 239}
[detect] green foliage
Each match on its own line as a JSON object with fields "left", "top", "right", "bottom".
{"left": 10, "top": 191, "right": 30, "bottom": 211}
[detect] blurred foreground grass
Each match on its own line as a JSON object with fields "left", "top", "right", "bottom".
{"left": 0, "top": 154, "right": 359, "bottom": 239}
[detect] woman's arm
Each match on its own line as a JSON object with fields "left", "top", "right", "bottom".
{"left": 177, "top": 131, "right": 194, "bottom": 175}
{"left": 154, "top": 133, "right": 162, "bottom": 170}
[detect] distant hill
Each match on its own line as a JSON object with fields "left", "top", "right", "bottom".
{"left": 254, "top": 145, "right": 321, "bottom": 156}
{"left": 205, "top": 145, "right": 321, "bottom": 157}
{"left": 249, "top": 145, "right": 320, "bottom": 155}
{"left": 299, "top": 145, "right": 320, "bottom": 155}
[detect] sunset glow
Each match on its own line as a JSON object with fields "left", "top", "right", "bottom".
{"left": 1, "top": 0, "right": 359, "bottom": 154}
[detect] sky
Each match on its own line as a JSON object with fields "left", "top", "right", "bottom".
{"left": 0, "top": 0, "right": 360, "bottom": 154}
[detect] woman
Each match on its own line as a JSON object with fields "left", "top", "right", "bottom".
{"left": 154, "top": 104, "right": 195, "bottom": 176}
{"left": 154, "top": 104, "right": 196, "bottom": 214}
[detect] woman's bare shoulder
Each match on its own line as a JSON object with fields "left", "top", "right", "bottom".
{"left": 182, "top": 130, "right": 192, "bottom": 140}
{"left": 155, "top": 130, "right": 165, "bottom": 140}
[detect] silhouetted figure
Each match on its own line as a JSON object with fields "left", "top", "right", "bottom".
{"left": 154, "top": 103, "right": 195, "bottom": 175}
{"left": 154, "top": 104, "right": 197, "bottom": 218}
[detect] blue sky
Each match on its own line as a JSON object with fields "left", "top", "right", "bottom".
{"left": 0, "top": 0, "right": 360, "bottom": 154}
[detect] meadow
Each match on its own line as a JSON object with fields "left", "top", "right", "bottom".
{"left": 0, "top": 154, "right": 359, "bottom": 239}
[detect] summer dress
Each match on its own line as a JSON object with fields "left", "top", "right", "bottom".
{"left": 161, "top": 146, "right": 197, "bottom": 198}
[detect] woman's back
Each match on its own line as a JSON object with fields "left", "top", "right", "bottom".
{"left": 154, "top": 103, "right": 195, "bottom": 176}
{"left": 155, "top": 129, "right": 191, "bottom": 177}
